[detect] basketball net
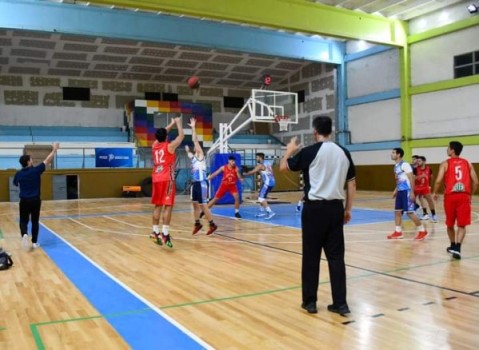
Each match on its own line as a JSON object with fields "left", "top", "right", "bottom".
{"left": 274, "top": 115, "right": 290, "bottom": 132}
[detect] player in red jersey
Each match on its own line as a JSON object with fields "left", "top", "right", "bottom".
{"left": 205, "top": 156, "right": 244, "bottom": 218}
{"left": 433, "top": 141, "right": 478, "bottom": 259}
{"left": 150, "top": 117, "right": 184, "bottom": 248}
{"left": 414, "top": 156, "right": 437, "bottom": 222}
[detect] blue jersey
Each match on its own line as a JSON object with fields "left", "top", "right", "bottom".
{"left": 260, "top": 160, "right": 275, "bottom": 187}
{"left": 394, "top": 160, "right": 412, "bottom": 191}
{"left": 191, "top": 155, "right": 207, "bottom": 182}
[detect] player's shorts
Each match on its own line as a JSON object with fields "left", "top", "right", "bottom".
{"left": 151, "top": 180, "right": 176, "bottom": 206}
{"left": 414, "top": 187, "right": 431, "bottom": 196}
{"left": 444, "top": 193, "right": 471, "bottom": 227}
{"left": 191, "top": 180, "right": 208, "bottom": 204}
{"left": 259, "top": 184, "right": 274, "bottom": 200}
{"left": 395, "top": 190, "right": 415, "bottom": 213}
{"left": 215, "top": 183, "right": 238, "bottom": 199}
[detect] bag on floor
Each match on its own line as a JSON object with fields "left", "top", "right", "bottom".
{"left": 0, "top": 249, "right": 13, "bottom": 270}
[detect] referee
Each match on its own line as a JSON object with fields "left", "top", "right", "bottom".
{"left": 280, "top": 116, "right": 356, "bottom": 315}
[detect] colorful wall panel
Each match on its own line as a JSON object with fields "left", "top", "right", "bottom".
{"left": 133, "top": 100, "right": 213, "bottom": 148}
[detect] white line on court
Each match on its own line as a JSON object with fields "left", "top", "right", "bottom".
{"left": 41, "top": 222, "right": 214, "bottom": 350}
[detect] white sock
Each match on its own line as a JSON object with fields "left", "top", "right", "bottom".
{"left": 417, "top": 225, "right": 425, "bottom": 232}
{"left": 153, "top": 225, "right": 160, "bottom": 234}
{"left": 259, "top": 206, "right": 265, "bottom": 212}
{"left": 235, "top": 209, "right": 239, "bottom": 213}
{"left": 162, "top": 225, "right": 169, "bottom": 236}
{"left": 297, "top": 200, "right": 302, "bottom": 206}
{"left": 266, "top": 206, "right": 272, "bottom": 213}
{"left": 395, "top": 226, "right": 402, "bottom": 232}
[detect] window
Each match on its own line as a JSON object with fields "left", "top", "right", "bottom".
{"left": 454, "top": 51, "right": 479, "bottom": 79}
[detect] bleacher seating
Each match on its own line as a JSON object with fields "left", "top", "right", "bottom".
{"left": 0, "top": 126, "right": 128, "bottom": 143}
{"left": 0, "top": 125, "right": 132, "bottom": 170}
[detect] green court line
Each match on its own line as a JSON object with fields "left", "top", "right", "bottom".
{"left": 29, "top": 253, "right": 479, "bottom": 349}
{"left": 0, "top": 326, "right": 6, "bottom": 331}
{"left": 0, "top": 228, "right": 3, "bottom": 239}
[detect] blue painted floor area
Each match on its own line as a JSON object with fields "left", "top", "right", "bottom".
{"left": 38, "top": 224, "right": 208, "bottom": 350}
{"left": 211, "top": 203, "right": 394, "bottom": 228}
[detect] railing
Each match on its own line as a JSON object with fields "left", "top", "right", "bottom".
{"left": 0, "top": 145, "right": 144, "bottom": 170}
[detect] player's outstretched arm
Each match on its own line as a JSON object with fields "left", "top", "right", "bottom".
{"left": 207, "top": 167, "right": 223, "bottom": 181}
{"left": 432, "top": 161, "right": 447, "bottom": 200}
{"left": 189, "top": 118, "right": 204, "bottom": 159}
{"left": 44, "top": 143, "right": 60, "bottom": 165}
{"left": 168, "top": 117, "right": 185, "bottom": 152}
{"left": 243, "top": 164, "right": 263, "bottom": 176}
{"left": 165, "top": 118, "right": 176, "bottom": 132}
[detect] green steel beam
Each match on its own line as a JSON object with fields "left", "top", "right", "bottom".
{"left": 410, "top": 75, "right": 479, "bottom": 95}
{"left": 408, "top": 16, "right": 479, "bottom": 44}
{"left": 87, "top": 0, "right": 407, "bottom": 46}
{"left": 399, "top": 43, "right": 412, "bottom": 159}
{"left": 410, "top": 136, "right": 479, "bottom": 149}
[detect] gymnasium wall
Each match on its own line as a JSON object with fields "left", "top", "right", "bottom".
{"left": 0, "top": 66, "right": 334, "bottom": 140}
{"left": 0, "top": 168, "right": 151, "bottom": 202}
{"left": 274, "top": 63, "right": 337, "bottom": 147}
{"left": 344, "top": 13, "right": 479, "bottom": 165}
{"left": 2, "top": 162, "right": 478, "bottom": 202}
{"left": 344, "top": 47, "right": 401, "bottom": 146}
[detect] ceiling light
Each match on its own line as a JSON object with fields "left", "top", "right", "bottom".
{"left": 467, "top": 4, "right": 478, "bottom": 13}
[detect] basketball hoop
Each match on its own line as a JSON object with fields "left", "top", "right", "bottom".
{"left": 274, "top": 115, "right": 290, "bottom": 132}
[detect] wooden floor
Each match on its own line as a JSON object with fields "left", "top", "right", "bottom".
{"left": 1, "top": 191, "right": 478, "bottom": 349}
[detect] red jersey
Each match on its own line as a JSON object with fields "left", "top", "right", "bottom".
{"left": 415, "top": 165, "right": 432, "bottom": 191}
{"left": 444, "top": 157, "right": 471, "bottom": 195}
{"left": 151, "top": 141, "right": 176, "bottom": 183}
{"left": 222, "top": 165, "right": 238, "bottom": 185}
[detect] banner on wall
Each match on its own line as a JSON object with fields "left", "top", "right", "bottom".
{"left": 95, "top": 148, "right": 133, "bottom": 168}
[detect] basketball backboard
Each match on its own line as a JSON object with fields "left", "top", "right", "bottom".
{"left": 251, "top": 89, "right": 298, "bottom": 124}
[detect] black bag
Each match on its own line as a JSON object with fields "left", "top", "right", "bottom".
{"left": 0, "top": 250, "right": 13, "bottom": 270}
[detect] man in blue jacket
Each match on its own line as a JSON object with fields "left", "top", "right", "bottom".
{"left": 14, "top": 143, "right": 59, "bottom": 250}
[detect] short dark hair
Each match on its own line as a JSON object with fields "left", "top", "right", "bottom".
{"left": 312, "top": 116, "right": 332, "bottom": 136}
{"left": 228, "top": 155, "right": 236, "bottom": 161}
{"left": 19, "top": 155, "right": 31, "bottom": 168}
{"left": 412, "top": 155, "right": 419, "bottom": 159}
{"left": 449, "top": 141, "right": 463, "bottom": 156}
{"left": 155, "top": 128, "right": 167, "bottom": 142}
{"left": 419, "top": 156, "right": 426, "bottom": 161}
{"left": 256, "top": 153, "right": 265, "bottom": 160}
{"left": 393, "top": 147, "right": 404, "bottom": 158}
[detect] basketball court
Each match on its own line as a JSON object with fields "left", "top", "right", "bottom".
{"left": 1, "top": 191, "right": 478, "bottom": 349}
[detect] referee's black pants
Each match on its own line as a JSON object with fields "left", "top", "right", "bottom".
{"left": 301, "top": 200, "right": 347, "bottom": 306}
{"left": 19, "top": 197, "right": 42, "bottom": 244}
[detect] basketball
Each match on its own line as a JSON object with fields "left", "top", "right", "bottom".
{"left": 187, "top": 76, "right": 200, "bottom": 89}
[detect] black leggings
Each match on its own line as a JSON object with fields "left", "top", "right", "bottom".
{"left": 19, "top": 198, "right": 42, "bottom": 243}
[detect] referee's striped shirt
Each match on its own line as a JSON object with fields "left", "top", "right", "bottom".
{"left": 287, "top": 141, "right": 355, "bottom": 201}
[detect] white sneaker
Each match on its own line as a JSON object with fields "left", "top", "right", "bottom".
{"left": 265, "top": 212, "right": 276, "bottom": 220}
{"left": 22, "top": 234, "right": 31, "bottom": 250}
{"left": 255, "top": 213, "right": 267, "bottom": 217}
{"left": 431, "top": 215, "right": 438, "bottom": 223}
{"left": 420, "top": 214, "right": 429, "bottom": 220}
{"left": 32, "top": 243, "right": 41, "bottom": 249}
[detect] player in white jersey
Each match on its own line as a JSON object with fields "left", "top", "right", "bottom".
{"left": 185, "top": 118, "right": 217, "bottom": 236}
{"left": 243, "top": 153, "right": 276, "bottom": 220}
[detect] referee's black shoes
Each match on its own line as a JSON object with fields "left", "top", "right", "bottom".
{"left": 301, "top": 302, "right": 318, "bottom": 314}
{"left": 327, "top": 304, "right": 351, "bottom": 316}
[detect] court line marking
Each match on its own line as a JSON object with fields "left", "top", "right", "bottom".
{"left": 40, "top": 222, "right": 213, "bottom": 350}
{"left": 28, "top": 253, "right": 478, "bottom": 335}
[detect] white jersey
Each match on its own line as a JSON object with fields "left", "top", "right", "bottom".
{"left": 260, "top": 160, "right": 275, "bottom": 187}
{"left": 191, "top": 155, "right": 207, "bottom": 182}
{"left": 394, "top": 161, "right": 412, "bottom": 191}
